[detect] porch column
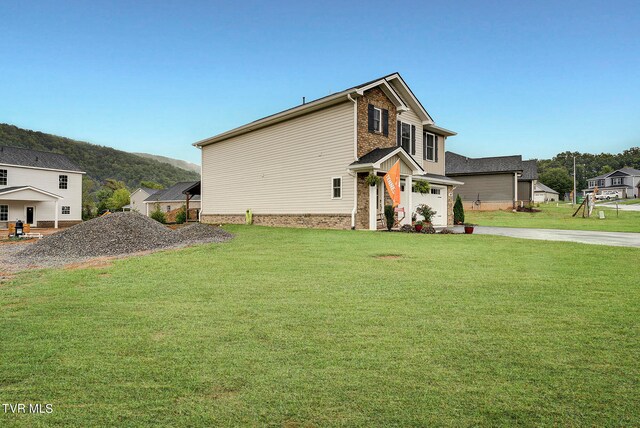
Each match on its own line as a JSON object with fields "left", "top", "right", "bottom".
{"left": 185, "top": 193, "right": 191, "bottom": 221}
{"left": 54, "top": 200, "right": 59, "bottom": 229}
{"left": 405, "top": 176, "right": 413, "bottom": 225}
{"left": 369, "top": 181, "right": 377, "bottom": 230}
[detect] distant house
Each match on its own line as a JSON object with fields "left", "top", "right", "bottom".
{"left": 534, "top": 182, "right": 559, "bottom": 202}
{"left": 583, "top": 168, "right": 640, "bottom": 199}
{"left": 129, "top": 187, "right": 160, "bottom": 213}
{"left": 0, "top": 146, "right": 84, "bottom": 229}
{"left": 445, "top": 152, "right": 538, "bottom": 210}
{"left": 143, "top": 181, "right": 201, "bottom": 216}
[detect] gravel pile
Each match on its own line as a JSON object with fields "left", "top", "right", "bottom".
{"left": 10, "top": 212, "right": 233, "bottom": 270}
{"left": 174, "top": 223, "right": 234, "bottom": 243}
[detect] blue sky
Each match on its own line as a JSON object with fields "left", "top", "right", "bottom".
{"left": 1, "top": 0, "right": 638, "bottom": 164}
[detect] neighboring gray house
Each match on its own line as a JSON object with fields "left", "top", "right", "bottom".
{"left": 534, "top": 182, "right": 559, "bottom": 202}
{"left": 193, "top": 73, "right": 463, "bottom": 229}
{"left": 583, "top": 168, "right": 640, "bottom": 199}
{"left": 0, "top": 146, "right": 84, "bottom": 228}
{"left": 445, "top": 152, "right": 537, "bottom": 210}
{"left": 129, "top": 187, "right": 159, "bottom": 213}
{"left": 143, "top": 181, "right": 201, "bottom": 215}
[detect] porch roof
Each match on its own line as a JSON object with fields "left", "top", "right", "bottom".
{"left": 348, "top": 146, "right": 424, "bottom": 175}
{"left": 0, "top": 186, "right": 62, "bottom": 201}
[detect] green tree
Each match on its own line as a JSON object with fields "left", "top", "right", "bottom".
{"left": 140, "top": 181, "right": 164, "bottom": 190}
{"left": 81, "top": 177, "right": 97, "bottom": 220}
{"left": 150, "top": 204, "right": 166, "bottom": 224}
{"left": 539, "top": 167, "right": 573, "bottom": 200}
{"left": 453, "top": 194, "right": 465, "bottom": 224}
{"left": 106, "top": 188, "right": 131, "bottom": 211}
{"left": 175, "top": 205, "right": 186, "bottom": 224}
{"left": 599, "top": 165, "right": 614, "bottom": 175}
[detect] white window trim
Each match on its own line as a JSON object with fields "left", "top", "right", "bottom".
{"left": 612, "top": 177, "right": 623, "bottom": 186}
{"left": 424, "top": 131, "right": 436, "bottom": 162}
{"left": 0, "top": 169, "right": 7, "bottom": 186}
{"left": 59, "top": 174, "right": 68, "bottom": 190}
{"left": 373, "top": 107, "right": 382, "bottom": 133}
{"left": 0, "top": 204, "right": 8, "bottom": 221}
{"left": 331, "top": 177, "right": 342, "bottom": 200}
{"left": 61, "top": 206, "right": 70, "bottom": 215}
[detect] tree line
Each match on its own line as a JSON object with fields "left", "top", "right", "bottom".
{"left": 538, "top": 147, "right": 640, "bottom": 199}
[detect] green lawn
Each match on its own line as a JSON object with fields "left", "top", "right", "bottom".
{"left": 615, "top": 198, "right": 640, "bottom": 205}
{"left": 466, "top": 203, "right": 640, "bottom": 232}
{"left": 1, "top": 226, "right": 639, "bottom": 426}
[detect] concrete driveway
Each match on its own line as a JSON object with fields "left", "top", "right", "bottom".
{"left": 453, "top": 226, "right": 640, "bottom": 248}
{"left": 596, "top": 202, "right": 640, "bottom": 212}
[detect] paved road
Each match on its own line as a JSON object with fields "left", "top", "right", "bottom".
{"left": 452, "top": 226, "right": 640, "bottom": 248}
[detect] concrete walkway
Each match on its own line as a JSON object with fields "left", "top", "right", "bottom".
{"left": 453, "top": 226, "right": 640, "bottom": 248}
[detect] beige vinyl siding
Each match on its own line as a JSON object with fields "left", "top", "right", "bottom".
{"left": 453, "top": 173, "right": 515, "bottom": 203}
{"left": 201, "top": 101, "right": 355, "bottom": 215}
{"left": 517, "top": 181, "right": 533, "bottom": 201}
{"left": 397, "top": 108, "right": 423, "bottom": 164}
{"left": 380, "top": 155, "right": 413, "bottom": 176}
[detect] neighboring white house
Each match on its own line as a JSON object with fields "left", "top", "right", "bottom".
{"left": 143, "top": 181, "right": 201, "bottom": 216}
{"left": 129, "top": 187, "right": 160, "bottom": 213}
{"left": 533, "top": 182, "right": 559, "bottom": 202}
{"left": 0, "top": 146, "right": 84, "bottom": 228}
{"left": 583, "top": 168, "right": 640, "bottom": 198}
{"left": 194, "top": 73, "right": 463, "bottom": 229}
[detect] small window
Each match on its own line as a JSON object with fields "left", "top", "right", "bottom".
{"left": 373, "top": 107, "right": 382, "bottom": 132}
{"left": 0, "top": 169, "right": 7, "bottom": 186}
{"left": 588, "top": 181, "right": 595, "bottom": 188}
{"left": 430, "top": 188, "right": 441, "bottom": 195}
{"left": 612, "top": 177, "right": 623, "bottom": 186}
{"left": 59, "top": 175, "right": 68, "bottom": 189}
{"left": 166, "top": 205, "right": 171, "bottom": 212}
{"left": 61, "top": 206, "right": 70, "bottom": 215}
{"left": 597, "top": 179, "right": 605, "bottom": 187}
{"left": 331, "top": 177, "right": 342, "bottom": 199}
{"left": 0, "top": 205, "right": 7, "bottom": 221}
{"left": 425, "top": 132, "right": 435, "bottom": 161}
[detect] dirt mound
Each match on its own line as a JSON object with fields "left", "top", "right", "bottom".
{"left": 16, "top": 212, "right": 233, "bottom": 263}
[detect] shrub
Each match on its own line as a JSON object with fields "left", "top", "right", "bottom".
{"left": 175, "top": 206, "right": 186, "bottom": 224}
{"left": 365, "top": 174, "right": 382, "bottom": 187}
{"left": 453, "top": 194, "right": 465, "bottom": 224}
{"left": 150, "top": 205, "right": 166, "bottom": 224}
{"left": 413, "top": 180, "right": 430, "bottom": 195}
{"left": 416, "top": 204, "right": 436, "bottom": 223}
{"left": 384, "top": 205, "right": 395, "bottom": 231}
{"left": 399, "top": 224, "right": 414, "bottom": 233}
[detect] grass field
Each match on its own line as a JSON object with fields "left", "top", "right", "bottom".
{"left": 466, "top": 203, "right": 640, "bottom": 232}
{"left": 1, "top": 226, "right": 639, "bottom": 426}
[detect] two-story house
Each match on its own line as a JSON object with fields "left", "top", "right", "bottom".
{"left": 0, "top": 146, "right": 84, "bottom": 229}
{"left": 193, "top": 73, "right": 463, "bottom": 229}
{"left": 583, "top": 168, "right": 640, "bottom": 199}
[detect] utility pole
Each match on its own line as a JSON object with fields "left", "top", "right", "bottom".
{"left": 573, "top": 155, "right": 577, "bottom": 205}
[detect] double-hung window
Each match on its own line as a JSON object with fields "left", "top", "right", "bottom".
{"left": 372, "top": 107, "right": 382, "bottom": 132}
{"left": 588, "top": 181, "right": 595, "bottom": 188}
{"left": 400, "top": 122, "right": 411, "bottom": 153}
{"left": 331, "top": 177, "right": 342, "bottom": 199}
{"left": 612, "top": 177, "right": 623, "bottom": 186}
{"left": 0, "top": 169, "right": 7, "bottom": 186}
{"left": 597, "top": 179, "right": 605, "bottom": 187}
{"left": 0, "top": 205, "right": 7, "bottom": 221}
{"left": 59, "top": 175, "right": 68, "bottom": 189}
{"left": 61, "top": 206, "right": 70, "bottom": 215}
{"left": 424, "top": 132, "right": 436, "bottom": 161}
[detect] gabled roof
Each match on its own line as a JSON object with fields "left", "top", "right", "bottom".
{"left": 132, "top": 187, "right": 161, "bottom": 197}
{"left": 519, "top": 160, "right": 538, "bottom": 181}
{"left": 535, "top": 182, "right": 559, "bottom": 194}
{"left": 194, "top": 73, "right": 455, "bottom": 147}
{"left": 0, "top": 185, "right": 63, "bottom": 199}
{"left": 0, "top": 146, "right": 84, "bottom": 172}
{"left": 446, "top": 152, "right": 523, "bottom": 176}
{"left": 144, "top": 181, "right": 201, "bottom": 203}
{"left": 348, "top": 146, "right": 424, "bottom": 174}
{"left": 587, "top": 167, "right": 640, "bottom": 181}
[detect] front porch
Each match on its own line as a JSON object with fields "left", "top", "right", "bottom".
{"left": 0, "top": 186, "right": 63, "bottom": 229}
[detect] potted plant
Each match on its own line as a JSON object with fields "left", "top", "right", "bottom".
{"left": 414, "top": 220, "right": 424, "bottom": 232}
{"left": 413, "top": 180, "right": 430, "bottom": 195}
{"left": 365, "top": 173, "right": 382, "bottom": 187}
{"left": 416, "top": 204, "right": 435, "bottom": 225}
{"left": 464, "top": 223, "right": 476, "bottom": 234}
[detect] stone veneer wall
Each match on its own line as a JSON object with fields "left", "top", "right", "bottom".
{"left": 355, "top": 173, "right": 370, "bottom": 230}
{"left": 447, "top": 185, "right": 454, "bottom": 226}
{"left": 201, "top": 214, "right": 352, "bottom": 230}
{"left": 357, "top": 87, "right": 397, "bottom": 158}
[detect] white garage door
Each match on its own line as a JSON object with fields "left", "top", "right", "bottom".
{"left": 412, "top": 185, "right": 447, "bottom": 226}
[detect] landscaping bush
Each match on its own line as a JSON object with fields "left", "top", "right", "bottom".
{"left": 454, "top": 194, "right": 465, "bottom": 224}
{"left": 416, "top": 204, "right": 436, "bottom": 223}
{"left": 175, "top": 206, "right": 186, "bottom": 224}
{"left": 384, "top": 205, "right": 395, "bottom": 231}
{"left": 399, "top": 224, "right": 414, "bottom": 233}
{"left": 150, "top": 205, "right": 166, "bottom": 224}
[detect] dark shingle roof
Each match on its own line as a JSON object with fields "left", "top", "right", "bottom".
{"left": 519, "top": 160, "right": 538, "bottom": 181}
{"left": 138, "top": 187, "right": 160, "bottom": 196}
{"left": 587, "top": 168, "right": 640, "bottom": 181}
{"left": 0, "top": 146, "right": 83, "bottom": 172}
{"left": 446, "top": 152, "right": 523, "bottom": 175}
{"left": 535, "top": 182, "right": 559, "bottom": 194}
{"left": 144, "top": 181, "right": 201, "bottom": 202}
{"left": 349, "top": 147, "right": 399, "bottom": 166}
{"left": 619, "top": 167, "right": 640, "bottom": 175}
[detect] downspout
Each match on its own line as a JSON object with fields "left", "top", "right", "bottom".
{"left": 348, "top": 93, "right": 358, "bottom": 229}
